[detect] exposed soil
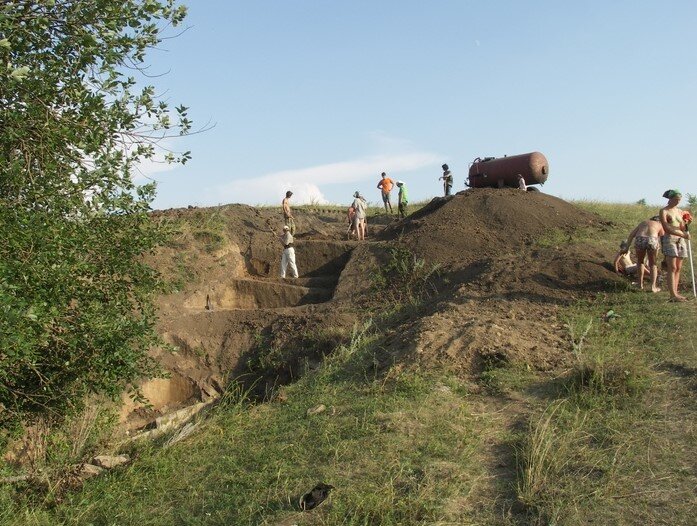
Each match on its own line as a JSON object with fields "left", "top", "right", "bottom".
{"left": 121, "top": 189, "right": 624, "bottom": 430}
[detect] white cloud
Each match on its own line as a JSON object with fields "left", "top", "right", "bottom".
{"left": 207, "top": 150, "right": 439, "bottom": 205}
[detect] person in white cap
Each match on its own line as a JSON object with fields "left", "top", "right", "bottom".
{"left": 396, "top": 181, "right": 408, "bottom": 219}
{"left": 280, "top": 225, "right": 298, "bottom": 279}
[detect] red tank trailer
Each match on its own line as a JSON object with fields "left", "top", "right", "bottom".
{"left": 467, "top": 151, "right": 549, "bottom": 189}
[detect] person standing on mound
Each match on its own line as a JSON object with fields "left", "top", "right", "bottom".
{"left": 280, "top": 225, "right": 298, "bottom": 279}
{"left": 376, "top": 172, "right": 394, "bottom": 214}
{"left": 351, "top": 191, "right": 367, "bottom": 240}
{"left": 396, "top": 181, "right": 408, "bottom": 219}
{"left": 439, "top": 164, "right": 453, "bottom": 196}
{"left": 282, "top": 190, "right": 295, "bottom": 235}
{"left": 659, "top": 189, "right": 691, "bottom": 301}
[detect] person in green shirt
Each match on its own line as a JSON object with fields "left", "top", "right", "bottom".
{"left": 396, "top": 181, "right": 408, "bottom": 219}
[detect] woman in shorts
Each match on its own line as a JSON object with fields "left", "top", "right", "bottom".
{"left": 659, "top": 189, "right": 691, "bottom": 301}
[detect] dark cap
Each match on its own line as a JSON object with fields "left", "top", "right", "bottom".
{"left": 662, "top": 189, "right": 681, "bottom": 199}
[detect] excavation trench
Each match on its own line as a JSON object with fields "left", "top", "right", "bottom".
{"left": 121, "top": 239, "right": 356, "bottom": 431}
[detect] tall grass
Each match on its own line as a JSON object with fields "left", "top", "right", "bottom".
{"left": 515, "top": 292, "right": 697, "bottom": 525}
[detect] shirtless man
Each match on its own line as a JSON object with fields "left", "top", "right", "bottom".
{"left": 624, "top": 216, "right": 665, "bottom": 292}
{"left": 659, "top": 189, "right": 691, "bottom": 301}
{"left": 282, "top": 190, "right": 295, "bottom": 235}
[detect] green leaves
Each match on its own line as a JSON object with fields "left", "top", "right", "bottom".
{"left": 8, "top": 65, "right": 30, "bottom": 80}
{"left": 0, "top": 0, "right": 191, "bottom": 425}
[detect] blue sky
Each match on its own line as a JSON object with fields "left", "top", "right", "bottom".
{"left": 139, "top": 1, "right": 697, "bottom": 209}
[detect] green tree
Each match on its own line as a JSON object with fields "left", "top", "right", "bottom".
{"left": 0, "top": 1, "right": 191, "bottom": 424}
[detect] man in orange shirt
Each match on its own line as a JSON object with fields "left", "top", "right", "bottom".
{"left": 376, "top": 172, "right": 394, "bottom": 214}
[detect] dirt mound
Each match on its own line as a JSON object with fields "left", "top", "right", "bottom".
{"left": 356, "top": 189, "right": 626, "bottom": 373}
{"left": 380, "top": 188, "right": 598, "bottom": 268}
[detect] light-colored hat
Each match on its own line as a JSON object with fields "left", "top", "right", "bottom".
{"left": 283, "top": 225, "right": 290, "bottom": 230}
{"left": 396, "top": 180, "right": 404, "bottom": 185}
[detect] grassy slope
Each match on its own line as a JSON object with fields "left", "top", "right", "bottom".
{"left": 2, "top": 201, "right": 696, "bottom": 525}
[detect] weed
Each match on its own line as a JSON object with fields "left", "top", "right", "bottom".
{"left": 564, "top": 316, "right": 593, "bottom": 358}
{"left": 217, "top": 379, "right": 256, "bottom": 410}
{"left": 480, "top": 363, "right": 536, "bottom": 395}
{"left": 568, "top": 355, "right": 649, "bottom": 403}
{"left": 167, "top": 252, "right": 196, "bottom": 292}
{"left": 192, "top": 230, "right": 225, "bottom": 252}
{"left": 371, "top": 245, "right": 440, "bottom": 305}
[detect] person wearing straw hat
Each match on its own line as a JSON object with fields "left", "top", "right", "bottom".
{"left": 659, "top": 189, "right": 691, "bottom": 301}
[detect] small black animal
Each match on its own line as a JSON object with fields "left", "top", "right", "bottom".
{"left": 299, "top": 482, "right": 334, "bottom": 511}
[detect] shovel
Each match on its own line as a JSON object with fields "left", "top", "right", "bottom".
{"left": 686, "top": 221, "right": 696, "bottom": 298}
